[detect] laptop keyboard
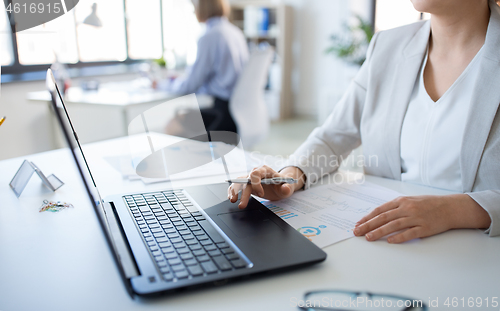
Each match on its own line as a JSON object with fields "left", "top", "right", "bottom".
{"left": 124, "top": 190, "right": 247, "bottom": 282}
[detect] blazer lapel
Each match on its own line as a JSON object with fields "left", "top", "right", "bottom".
{"left": 461, "top": 2, "right": 500, "bottom": 192}
{"left": 384, "top": 21, "right": 430, "bottom": 180}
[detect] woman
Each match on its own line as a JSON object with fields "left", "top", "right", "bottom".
{"left": 229, "top": 0, "right": 500, "bottom": 243}
{"left": 159, "top": 0, "right": 249, "bottom": 134}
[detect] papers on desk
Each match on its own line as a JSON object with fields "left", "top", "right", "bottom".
{"left": 261, "top": 181, "right": 402, "bottom": 248}
{"left": 104, "top": 137, "right": 256, "bottom": 184}
{"left": 138, "top": 143, "right": 256, "bottom": 184}
{"left": 103, "top": 155, "right": 142, "bottom": 180}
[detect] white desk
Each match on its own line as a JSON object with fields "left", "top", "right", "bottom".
{"left": 1, "top": 136, "right": 499, "bottom": 311}
{"left": 27, "top": 81, "right": 213, "bottom": 146}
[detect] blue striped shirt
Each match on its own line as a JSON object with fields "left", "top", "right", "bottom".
{"left": 161, "top": 17, "right": 249, "bottom": 100}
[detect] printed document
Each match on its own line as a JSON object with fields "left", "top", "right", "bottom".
{"left": 261, "top": 181, "right": 402, "bottom": 248}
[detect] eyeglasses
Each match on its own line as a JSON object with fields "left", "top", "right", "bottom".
{"left": 297, "top": 290, "right": 428, "bottom": 311}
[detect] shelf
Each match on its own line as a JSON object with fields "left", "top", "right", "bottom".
{"left": 245, "top": 34, "right": 278, "bottom": 40}
{"left": 230, "top": 2, "right": 278, "bottom": 10}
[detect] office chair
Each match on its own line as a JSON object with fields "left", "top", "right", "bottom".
{"left": 229, "top": 48, "right": 274, "bottom": 150}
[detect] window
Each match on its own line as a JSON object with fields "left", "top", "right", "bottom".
{"left": 74, "top": 0, "right": 127, "bottom": 62}
{"left": 2, "top": 0, "right": 203, "bottom": 77}
{"left": 162, "top": 0, "right": 202, "bottom": 68}
{"left": 126, "top": 0, "right": 162, "bottom": 60}
{"left": 0, "top": 6, "right": 14, "bottom": 66}
{"left": 16, "top": 12, "right": 78, "bottom": 65}
{"left": 375, "top": 0, "right": 430, "bottom": 32}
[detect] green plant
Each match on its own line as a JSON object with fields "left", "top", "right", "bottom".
{"left": 325, "top": 15, "right": 374, "bottom": 66}
{"left": 154, "top": 56, "right": 167, "bottom": 68}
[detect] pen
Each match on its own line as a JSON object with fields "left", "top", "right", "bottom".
{"left": 226, "top": 177, "right": 298, "bottom": 185}
{"left": 0, "top": 116, "right": 5, "bottom": 127}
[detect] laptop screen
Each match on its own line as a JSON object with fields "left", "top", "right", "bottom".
{"left": 45, "top": 69, "right": 104, "bottom": 213}
{"left": 46, "top": 69, "right": 140, "bottom": 292}
{"left": 46, "top": 69, "right": 137, "bottom": 294}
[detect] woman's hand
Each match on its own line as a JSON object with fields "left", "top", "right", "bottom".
{"left": 353, "top": 194, "right": 491, "bottom": 243}
{"left": 227, "top": 166, "right": 305, "bottom": 209}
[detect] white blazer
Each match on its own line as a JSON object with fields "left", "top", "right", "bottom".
{"left": 288, "top": 0, "right": 500, "bottom": 236}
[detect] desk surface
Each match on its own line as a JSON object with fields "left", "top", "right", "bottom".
{"left": 27, "top": 80, "right": 176, "bottom": 106}
{"left": 27, "top": 80, "right": 213, "bottom": 107}
{"left": 1, "top": 136, "right": 499, "bottom": 311}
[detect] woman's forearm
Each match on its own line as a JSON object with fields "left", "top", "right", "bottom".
{"left": 447, "top": 194, "right": 491, "bottom": 230}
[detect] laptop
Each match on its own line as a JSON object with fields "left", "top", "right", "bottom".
{"left": 46, "top": 69, "right": 326, "bottom": 296}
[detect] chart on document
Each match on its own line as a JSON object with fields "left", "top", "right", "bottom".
{"left": 261, "top": 182, "right": 402, "bottom": 248}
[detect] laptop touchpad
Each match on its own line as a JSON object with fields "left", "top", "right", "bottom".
{"left": 218, "top": 210, "right": 283, "bottom": 238}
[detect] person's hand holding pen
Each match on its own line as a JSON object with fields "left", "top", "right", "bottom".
{"left": 227, "top": 166, "right": 306, "bottom": 209}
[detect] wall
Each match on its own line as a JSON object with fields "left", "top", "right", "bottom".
{"left": 288, "top": 0, "right": 372, "bottom": 119}
{"left": 0, "top": 80, "right": 53, "bottom": 160}
{"left": 287, "top": 0, "right": 345, "bottom": 117}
